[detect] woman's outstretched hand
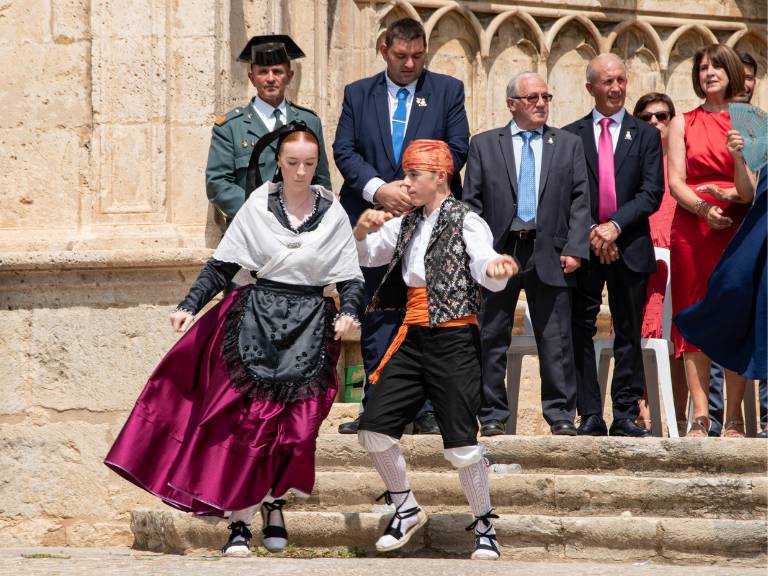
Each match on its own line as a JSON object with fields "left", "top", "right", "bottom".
{"left": 334, "top": 315, "right": 358, "bottom": 340}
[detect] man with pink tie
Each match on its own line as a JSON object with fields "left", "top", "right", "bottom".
{"left": 563, "top": 54, "right": 664, "bottom": 437}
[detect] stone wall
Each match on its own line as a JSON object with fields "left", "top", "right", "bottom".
{"left": 0, "top": 0, "right": 765, "bottom": 547}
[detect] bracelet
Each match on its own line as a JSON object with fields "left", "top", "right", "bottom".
{"left": 693, "top": 199, "right": 712, "bottom": 218}
{"left": 170, "top": 306, "right": 195, "bottom": 316}
{"left": 333, "top": 312, "right": 361, "bottom": 327}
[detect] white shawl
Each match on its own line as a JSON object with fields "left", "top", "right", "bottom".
{"left": 213, "top": 182, "right": 363, "bottom": 285}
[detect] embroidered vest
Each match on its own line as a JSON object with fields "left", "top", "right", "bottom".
{"left": 369, "top": 197, "right": 482, "bottom": 326}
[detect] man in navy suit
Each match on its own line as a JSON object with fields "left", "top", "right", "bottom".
{"left": 333, "top": 17, "right": 470, "bottom": 434}
{"left": 563, "top": 53, "right": 664, "bottom": 437}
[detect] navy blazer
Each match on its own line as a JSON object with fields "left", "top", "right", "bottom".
{"left": 563, "top": 111, "right": 664, "bottom": 274}
{"left": 463, "top": 123, "right": 591, "bottom": 288}
{"left": 333, "top": 70, "right": 470, "bottom": 223}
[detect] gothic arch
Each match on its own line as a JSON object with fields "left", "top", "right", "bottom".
{"left": 423, "top": 2, "right": 483, "bottom": 54}
{"left": 378, "top": 0, "right": 420, "bottom": 23}
{"left": 605, "top": 20, "right": 663, "bottom": 69}
{"left": 663, "top": 24, "right": 718, "bottom": 69}
{"left": 484, "top": 10, "right": 545, "bottom": 59}
{"left": 546, "top": 14, "right": 603, "bottom": 55}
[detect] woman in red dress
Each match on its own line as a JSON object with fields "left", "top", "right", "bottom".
{"left": 667, "top": 44, "right": 755, "bottom": 437}
{"left": 632, "top": 93, "right": 687, "bottom": 431}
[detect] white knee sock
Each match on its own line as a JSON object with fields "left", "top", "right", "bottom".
{"left": 366, "top": 444, "right": 423, "bottom": 545}
{"left": 458, "top": 459, "right": 496, "bottom": 536}
{"left": 367, "top": 444, "right": 417, "bottom": 510}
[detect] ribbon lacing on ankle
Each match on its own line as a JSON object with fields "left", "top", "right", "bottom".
{"left": 226, "top": 520, "right": 253, "bottom": 540}
{"left": 262, "top": 499, "right": 287, "bottom": 513}
{"left": 262, "top": 499, "right": 288, "bottom": 539}
{"left": 466, "top": 509, "right": 500, "bottom": 555}
{"left": 465, "top": 509, "right": 499, "bottom": 533}
{"left": 377, "top": 489, "right": 421, "bottom": 539}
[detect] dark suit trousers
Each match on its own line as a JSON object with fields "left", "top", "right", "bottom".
{"left": 479, "top": 238, "right": 578, "bottom": 425}
{"left": 572, "top": 258, "right": 648, "bottom": 421}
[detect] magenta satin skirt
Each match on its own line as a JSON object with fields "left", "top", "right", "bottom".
{"left": 104, "top": 287, "right": 340, "bottom": 516}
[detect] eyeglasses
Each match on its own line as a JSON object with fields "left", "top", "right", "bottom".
{"left": 637, "top": 111, "right": 670, "bottom": 122}
{"left": 510, "top": 93, "right": 553, "bottom": 104}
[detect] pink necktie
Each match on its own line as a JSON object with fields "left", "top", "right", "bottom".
{"left": 598, "top": 117, "right": 617, "bottom": 223}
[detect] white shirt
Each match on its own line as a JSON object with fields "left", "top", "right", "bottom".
{"left": 509, "top": 121, "right": 544, "bottom": 230}
{"left": 251, "top": 96, "right": 288, "bottom": 131}
{"left": 362, "top": 73, "right": 419, "bottom": 204}
{"left": 356, "top": 200, "right": 508, "bottom": 293}
{"left": 591, "top": 107, "right": 625, "bottom": 153}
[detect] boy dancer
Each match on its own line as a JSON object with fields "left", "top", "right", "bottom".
{"left": 354, "top": 139, "right": 518, "bottom": 560}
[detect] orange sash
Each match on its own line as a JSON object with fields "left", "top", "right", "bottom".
{"left": 368, "top": 287, "right": 477, "bottom": 384}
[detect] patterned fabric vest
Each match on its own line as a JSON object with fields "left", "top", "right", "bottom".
{"left": 368, "top": 197, "right": 482, "bottom": 326}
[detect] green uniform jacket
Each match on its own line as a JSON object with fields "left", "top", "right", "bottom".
{"left": 205, "top": 98, "right": 332, "bottom": 219}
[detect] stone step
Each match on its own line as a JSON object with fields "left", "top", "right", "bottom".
{"left": 314, "top": 434, "right": 768, "bottom": 476}
{"left": 294, "top": 471, "right": 766, "bottom": 520}
{"left": 130, "top": 509, "right": 766, "bottom": 566}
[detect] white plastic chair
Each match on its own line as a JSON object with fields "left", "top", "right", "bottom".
{"left": 504, "top": 301, "right": 537, "bottom": 434}
{"left": 593, "top": 247, "right": 680, "bottom": 438}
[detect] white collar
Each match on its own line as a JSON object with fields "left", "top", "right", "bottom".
{"left": 385, "top": 72, "right": 417, "bottom": 98}
{"left": 252, "top": 96, "right": 288, "bottom": 119}
{"left": 592, "top": 107, "right": 625, "bottom": 127}
{"left": 509, "top": 120, "right": 544, "bottom": 137}
{"left": 421, "top": 196, "right": 449, "bottom": 222}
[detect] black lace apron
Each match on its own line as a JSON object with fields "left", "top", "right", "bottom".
{"left": 222, "top": 279, "right": 334, "bottom": 403}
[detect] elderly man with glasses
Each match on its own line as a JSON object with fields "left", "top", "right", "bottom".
{"left": 463, "top": 72, "right": 591, "bottom": 436}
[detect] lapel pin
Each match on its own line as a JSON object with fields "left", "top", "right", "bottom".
{"left": 624, "top": 130, "right": 632, "bottom": 141}
{"left": 416, "top": 97, "right": 427, "bottom": 107}
{"left": 241, "top": 140, "right": 249, "bottom": 148}
{"left": 547, "top": 135, "right": 554, "bottom": 145}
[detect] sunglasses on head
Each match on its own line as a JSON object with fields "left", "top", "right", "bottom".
{"left": 637, "top": 111, "right": 670, "bottom": 122}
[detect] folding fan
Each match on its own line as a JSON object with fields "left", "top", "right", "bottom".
{"left": 729, "top": 103, "right": 768, "bottom": 172}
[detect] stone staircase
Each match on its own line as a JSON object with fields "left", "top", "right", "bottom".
{"left": 130, "top": 404, "right": 768, "bottom": 566}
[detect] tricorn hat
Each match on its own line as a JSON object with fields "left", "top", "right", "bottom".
{"left": 238, "top": 35, "right": 305, "bottom": 65}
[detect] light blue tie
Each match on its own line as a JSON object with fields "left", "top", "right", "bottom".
{"left": 391, "top": 88, "right": 409, "bottom": 163}
{"left": 517, "top": 131, "right": 537, "bottom": 222}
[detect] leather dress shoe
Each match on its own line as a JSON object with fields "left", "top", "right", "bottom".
{"left": 577, "top": 414, "right": 608, "bottom": 436}
{"left": 609, "top": 418, "right": 652, "bottom": 437}
{"left": 480, "top": 420, "right": 506, "bottom": 437}
{"left": 550, "top": 420, "right": 577, "bottom": 436}
{"left": 413, "top": 411, "right": 440, "bottom": 434}
{"left": 338, "top": 417, "right": 360, "bottom": 434}
{"left": 756, "top": 429, "right": 768, "bottom": 439}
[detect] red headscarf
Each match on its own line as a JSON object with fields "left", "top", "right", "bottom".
{"left": 401, "top": 139, "right": 454, "bottom": 175}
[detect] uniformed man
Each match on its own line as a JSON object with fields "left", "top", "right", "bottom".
{"left": 206, "top": 35, "right": 332, "bottom": 221}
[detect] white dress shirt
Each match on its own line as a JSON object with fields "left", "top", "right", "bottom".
{"left": 362, "top": 73, "right": 419, "bottom": 204}
{"left": 251, "top": 96, "right": 288, "bottom": 131}
{"left": 356, "top": 199, "right": 508, "bottom": 293}
{"left": 509, "top": 121, "right": 544, "bottom": 230}
{"left": 591, "top": 107, "right": 625, "bottom": 153}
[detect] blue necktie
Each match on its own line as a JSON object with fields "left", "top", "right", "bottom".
{"left": 391, "top": 88, "right": 409, "bottom": 163}
{"left": 517, "top": 131, "right": 537, "bottom": 222}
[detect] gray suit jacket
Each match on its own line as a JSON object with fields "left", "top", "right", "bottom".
{"left": 463, "top": 123, "right": 591, "bottom": 288}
